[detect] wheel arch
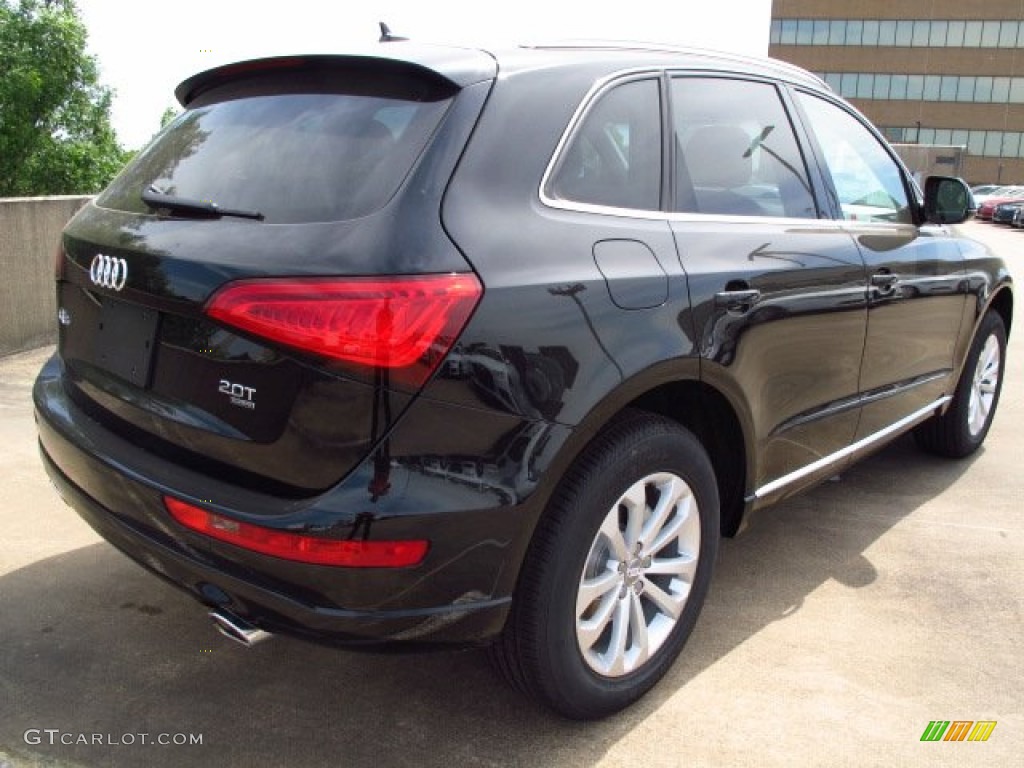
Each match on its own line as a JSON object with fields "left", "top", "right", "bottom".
{"left": 537, "top": 361, "right": 755, "bottom": 539}
{"left": 987, "top": 283, "right": 1014, "bottom": 338}
{"left": 629, "top": 380, "right": 750, "bottom": 537}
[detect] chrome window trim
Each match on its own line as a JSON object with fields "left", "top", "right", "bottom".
{"left": 538, "top": 69, "right": 834, "bottom": 227}
{"left": 751, "top": 396, "right": 952, "bottom": 500}
{"left": 537, "top": 67, "right": 663, "bottom": 217}
{"left": 541, "top": 195, "right": 847, "bottom": 228}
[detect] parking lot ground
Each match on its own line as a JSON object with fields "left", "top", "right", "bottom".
{"left": 0, "top": 221, "right": 1020, "bottom": 767}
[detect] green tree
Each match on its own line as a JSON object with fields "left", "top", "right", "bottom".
{"left": 159, "top": 106, "right": 178, "bottom": 129}
{"left": 0, "top": 0, "right": 128, "bottom": 196}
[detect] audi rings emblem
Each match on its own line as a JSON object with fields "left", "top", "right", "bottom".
{"left": 89, "top": 253, "right": 128, "bottom": 291}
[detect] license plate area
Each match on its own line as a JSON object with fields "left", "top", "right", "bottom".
{"left": 94, "top": 298, "right": 159, "bottom": 388}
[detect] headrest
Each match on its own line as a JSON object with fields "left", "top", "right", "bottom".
{"left": 685, "top": 125, "right": 753, "bottom": 189}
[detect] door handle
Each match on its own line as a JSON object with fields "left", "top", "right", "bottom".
{"left": 714, "top": 288, "right": 761, "bottom": 311}
{"left": 871, "top": 272, "right": 898, "bottom": 287}
{"left": 871, "top": 272, "right": 899, "bottom": 296}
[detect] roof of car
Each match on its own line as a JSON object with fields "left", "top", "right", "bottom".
{"left": 175, "top": 40, "right": 828, "bottom": 106}
{"left": 502, "top": 41, "right": 827, "bottom": 88}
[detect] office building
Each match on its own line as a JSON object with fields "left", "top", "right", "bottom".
{"left": 769, "top": 0, "right": 1024, "bottom": 183}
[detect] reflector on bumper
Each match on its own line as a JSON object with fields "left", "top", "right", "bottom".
{"left": 164, "top": 496, "right": 428, "bottom": 567}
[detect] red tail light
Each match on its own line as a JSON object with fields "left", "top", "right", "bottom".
{"left": 205, "top": 274, "right": 481, "bottom": 385}
{"left": 164, "top": 496, "right": 428, "bottom": 568}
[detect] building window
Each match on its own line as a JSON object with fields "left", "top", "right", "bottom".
{"left": 862, "top": 20, "right": 880, "bottom": 46}
{"left": 956, "top": 77, "right": 976, "bottom": 102}
{"left": 882, "top": 20, "right": 899, "bottom": 46}
{"left": 812, "top": 20, "right": 830, "bottom": 45}
{"left": 779, "top": 20, "right": 796, "bottom": 45}
{"left": 818, "top": 72, "right": 1024, "bottom": 105}
{"left": 946, "top": 21, "right": 966, "bottom": 46}
{"left": 872, "top": 74, "right": 890, "bottom": 100}
{"left": 993, "top": 78, "right": 1011, "bottom": 102}
{"left": 879, "top": 126, "right": 1024, "bottom": 160}
{"left": 772, "top": 18, "right": 1023, "bottom": 48}
{"left": 962, "top": 21, "right": 982, "bottom": 47}
{"left": 846, "top": 20, "right": 863, "bottom": 46}
{"left": 829, "top": 20, "right": 846, "bottom": 45}
{"left": 890, "top": 75, "right": 908, "bottom": 100}
{"left": 1011, "top": 79, "right": 1024, "bottom": 104}
{"left": 1003, "top": 133, "right": 1020, "bottom": 158}
{"left": 939, "top": 76, "right": 958, "bottom": 101}
{"left": 975, "top": 77, "right": 993, "bottom": 102}
{"left": 999, "top": 22, "right": 1017, "bottom": 48}
{"left": 974, "top": 132, "right": 991, "bottom": 158}
{"left": 907, "top": 75, "right": 924, "bottom": 100}
{"left": 796, "top": 19, "right": 814, "bottom": 45}
{"left": 894, "top": 20, "right": 912, "bottom": 46}
{"left": 857, "top": 73, "right": 875, "bottom": 99}
{"left": 981, "top": 21, "right": 1001, "bottom": 48}
{"left": 912, "top": 21, "right": 930, "bottom": 47}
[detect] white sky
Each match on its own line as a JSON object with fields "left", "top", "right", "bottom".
{"left": 77, "top": 0, "right": 771, "bottom": 149}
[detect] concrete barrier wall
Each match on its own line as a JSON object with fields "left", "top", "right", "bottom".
{"left": 0, "top": 196, "right": 92, "bottom": 356}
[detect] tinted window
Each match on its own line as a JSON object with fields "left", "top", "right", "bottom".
{"left": 671, "top": 78, "right": 817, "bottom": 219}
{"left": 929, "top": 21, "right": 948, "bottom": 46}
{"left": 99, "top": 76, "right": 452, "bottom": 224}
{"left": 846, "top": 20, "right": 863, "bottom": 45}
{"left": 548, "top": 79, "right": 661, "bottom": 210}
{"left": 828, "top": 20, "right": 846, "bottom": 45}
{"left": 796, "top": 92, "right": 911, "bottom": 224}
{"left": 947, "top": 21, "right": 965, "bottom": 46}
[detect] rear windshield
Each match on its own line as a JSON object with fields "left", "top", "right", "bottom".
{"left": 99, "top": 73, "right": 453, "bottom": 224}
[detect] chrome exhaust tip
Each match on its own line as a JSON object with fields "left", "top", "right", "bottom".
{"left": 209, "top": 610, "right": 272, "bottom": 647}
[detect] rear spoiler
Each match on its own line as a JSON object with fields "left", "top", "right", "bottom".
{"left": 175, "top": 47, "right": 497, "bottom": 107}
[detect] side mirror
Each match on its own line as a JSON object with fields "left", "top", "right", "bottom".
{"left": 923, "top": 176, "right": 973, "bottom": 224}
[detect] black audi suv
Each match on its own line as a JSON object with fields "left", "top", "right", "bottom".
{"left": 34, "top": 41, "right": 1012, "bottom": 719}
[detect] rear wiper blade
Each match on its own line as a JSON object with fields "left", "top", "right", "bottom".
{"left": 142, "top": 186, "right": 264, "bottom": 221}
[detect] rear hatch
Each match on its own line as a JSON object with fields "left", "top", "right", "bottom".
{"left": 55, "top": 51, "right": 493, "bottom": 497}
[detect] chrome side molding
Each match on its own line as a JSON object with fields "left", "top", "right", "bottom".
{"left": 751, "top": 396, "right": 952, "bottom": 500}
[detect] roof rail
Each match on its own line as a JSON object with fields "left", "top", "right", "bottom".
{"left": 521, "top": 39, "right": 827, "bottom": 89}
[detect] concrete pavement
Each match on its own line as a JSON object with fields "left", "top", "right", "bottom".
{"left": 0, "top": 221, "right": 1020, "bottom": 767}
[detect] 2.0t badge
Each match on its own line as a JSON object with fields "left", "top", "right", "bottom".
{"left": 89, "top": 253, "right": 128, "bottom": 291}
{"left": 219, "top": 379, "right": 256, "bottom": 410}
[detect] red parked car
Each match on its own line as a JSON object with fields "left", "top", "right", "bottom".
{"left": 977, "top": 193, "right": 1024, "bottom": 220}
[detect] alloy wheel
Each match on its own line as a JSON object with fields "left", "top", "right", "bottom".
{"left": 968, "top": 334, "right": 1001, "bottom": 437}
{"left": 576, "top": 472, "right": 701, "bottom": 677}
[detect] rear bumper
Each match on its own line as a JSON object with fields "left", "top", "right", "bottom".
{"left": 32, "top": 354, "right": 563, "bottom": 647}
{"left": 39, "top": 447, "right": 508, "bottom": 646}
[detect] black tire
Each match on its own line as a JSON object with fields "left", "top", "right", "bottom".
{"left": 915, "top": 310, "right": 1007, "bottom": 458}
{"left": 490, "top": 409, "right": 719, "bottom": 719}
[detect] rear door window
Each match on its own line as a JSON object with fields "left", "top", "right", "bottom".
{"left": 99, "top": 71, "right": 453, "bottom": 224}
{"left": 671, "top": 77, "right": 818, "bottom": 219}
